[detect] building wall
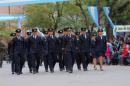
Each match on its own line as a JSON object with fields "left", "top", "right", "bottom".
{"left": 0, "top": 6, "right": 24, "bottom": 14}
{"left": 0, "top": 6, "right": 24, "bottom": 29}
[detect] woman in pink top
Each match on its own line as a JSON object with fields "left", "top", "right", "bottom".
{"left": 105, "top": 43, "right": 111, "bottom": 65}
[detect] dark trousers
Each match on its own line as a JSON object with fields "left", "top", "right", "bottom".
{"left": 43, "top": 54, "right": 49, "bottom": 70}
{"left": 27, "top": 54, "right": 33, "bottom": 71}
{"left": 58, "top": 52, "right": 64, "bottom": 69}
{"left": 71, "top": 52, "right": 75, "bottom": 67}
{"left": 31, "top": 52, "right": 41, "bottom": 72}
{"left": 80, "top": 52, "right": 89, "bottom": 69}
{"left": 0, "top": 59, "right": 3, "bottom": 68}
{"left": 14, "top": 53, "right": 25, "bottom": 74}
{"left": 20, "top": 56, "right": 25, "bottom": 73}
{"left": 63, "top": 52, "right": 73, "bottom": 71}
{"left": 10, "top": 56, "right": 16, "bottom": 73}
{"left": 75, "top": 52, "right": 82, "bottom": 69}
{"left": 48, "top": 52, "right": 57, "bottom": 71}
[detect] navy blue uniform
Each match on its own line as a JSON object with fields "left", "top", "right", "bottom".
{"left": 8, "top": 40, "right": 16, "bottom": 73}
{"left": 75, "top": 37, "right": 82, "bottom": 70}
{"left": 91, "top": 39, "right": 96, "bottom": 58}
{"left": 28, "top": 36, "right": 44, "bottom": 73}
{"left": 42, "top": 37, "right": 49, "bottom": 72}
{"left": 62, "top": 35, "right": 73, "bottom": 73}
{"left": 69, "top": 34, "right": 76, "bottom": 67}
{"left": 57, "top": 35, "right": 64, "bottom": 71}
{"left": 95, "top": 36, "right": 107, "bottom": 58}
{"left": 47, "top": 35, "right": 58, "bottom": 72}
{"left": 79, "top": 34, "right": 91, "bottom": 71}
{"left": 12, "top": 36, "right": 26, "bottom": 74}
{"left": 25, "top": 37, "right": 33, "bottom": 73}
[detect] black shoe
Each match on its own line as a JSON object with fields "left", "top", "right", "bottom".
{"left": 45, "top": 70, "right": 48, "bottom": 72}
{"left": 51, "top": 71, "right": 54, "bottom": 73}
{"left": 12, "top": 72, "right": 14, "bottom": 74}
{"left": 68, "top": 70, "right": 73, "bottom": 73}
{"left": 66, "top": 68, "right": 69, "bottom": 72}
{"left": 60, "top": 69, "right": 62, "bottom": 71}
{"left": 50, "top": 70, "right": 54, "bottom": 73}
{"left": 60, "top": 68, "right": 64, "bottom": 71}
{"left": 20, "top": 72, "right": 23, "bottom": 74}
{"left": 50, "top": 69, "right": 54, "bottom": 73}
{"left": 45, "top": 68, "right": 48, "bottom": 72}
{"left": 30, "top": 70, "right": 32, "bottom": 73}
{"left": 32, "top": 68, "right": 36, "bottom": 74}
{"left": 17, "top": 73, "right": 20, "bottom": 75}
{"left": 36, "top": 70, "right": 39, "bottom": 73}
{"left": 84, "top": 68, "right": 87, "bottom": 71}
{"left": 29, "top": 69, "right": 32, "bottom": 73}
{"left": 33, "top": 71, "right": 36, "bottom": 74}
{"left": 66, "top": 69, "right": 69, "bottom": 72}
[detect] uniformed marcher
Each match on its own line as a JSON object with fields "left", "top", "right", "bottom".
{"left": 25, "top": 31, "right": 32, "bottom": 73}
{"left": 62, "top": 28, "right": 73, "bottom": 73}
{"left": 68, "top": 27, "right": 76, "bottom": 68}
{"left": 28, "top": 28, "right": 44, "bottom": 74}
{"left": 57, "top": 30, "right": 64, "bottom": 71}
{"left": 12, "top": 29, "right": 25, "bottom": 75}
{"left": 75, "top": 32, "right": 82, "bottom": 70}
{"left": 8, "top": 33, "right": 16, "bottom": 74}
{"left": 95, "top": 29, "right": 107, "bottom": 71}
{"left": 42, "top": 30, "right": 49, "bottom": 72}
{"left": 47, "top": 28, "right": 58, "bottom": 73}
{"left": 91, "top": 33, "right": 97, "bottom": 70}
{"left": 79, "top": 28, "right": 91, "bottom": 71}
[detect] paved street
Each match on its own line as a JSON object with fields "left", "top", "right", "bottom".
{"left": 0, "top": 62, "right": 130, "bottom": 86}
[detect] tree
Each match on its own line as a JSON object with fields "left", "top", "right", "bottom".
{"left": 24, "top": 0, "right": 130, "bottom": 32}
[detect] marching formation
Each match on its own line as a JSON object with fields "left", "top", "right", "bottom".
{"left": 8, "top": 27, "right": 107, "bottom": 75}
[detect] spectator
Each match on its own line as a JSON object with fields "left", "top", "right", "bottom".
{"left": 105, "top": 42, "right": 111, "bottom": 65}
{"left": 121, "top": 43, "right": 129, "bottom": 65}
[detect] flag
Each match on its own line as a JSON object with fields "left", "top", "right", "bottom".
{"left": 87, "top": 6, "right": 100, "bottom": 28}
{"left": 103, "top": 7, "right": 115, "bottom": 29}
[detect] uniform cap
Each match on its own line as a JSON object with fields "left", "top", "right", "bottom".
{"left": 10, "top": 33, "right": 16, "bottom": 36}
{"left": 98, "top": 29, "right": 103, "bottom": 32}
{"left": 58, "top": 30, "right": 63, "bottom": 33}
{"left": 27, "top": 32, "right": 31, "bottom": 35}
{"left": 15, "top": 29, "right": 21, "bottom": 33}
{"left": 48, "top": 28, "right": 53, "bottom": 32}
{"left": 81, "top": 28, "right": 86, "bottom": 31}
{"left": 32, "top": 28, "right": 37, "bottom": 32}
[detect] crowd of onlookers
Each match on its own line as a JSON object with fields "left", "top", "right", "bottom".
{"left": 103, "top": 35, "right": 130, "bottom": 66}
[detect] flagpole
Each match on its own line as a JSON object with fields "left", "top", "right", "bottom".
{"left": 8, "top": 6, "right": 11, "bottom": 29}
{"left": 106, "top": 0, "right": 111, "bottom": 40}
{"left": 97, "top": 0, "right": 100, "bottom": 26}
